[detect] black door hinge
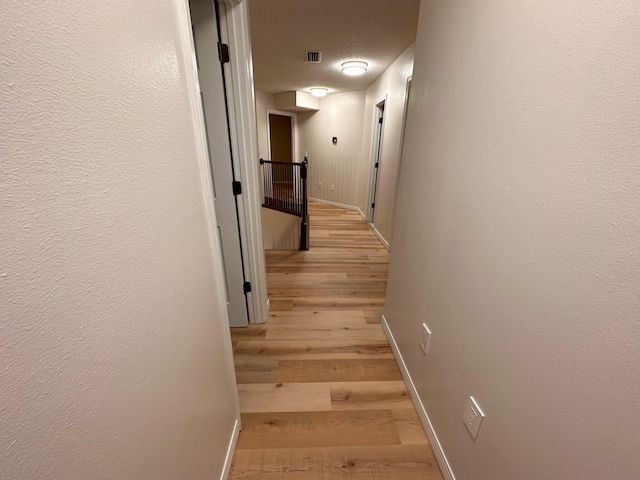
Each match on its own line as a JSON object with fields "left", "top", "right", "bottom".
{"left": 371, "top": 203, "right": 375, "bottom": 209}
{"left": 232, "top": 181, "right": 242, "bottom": 196}
{"left": 243, "top": 281, "right": 252, "bottom": 294}
{"left": 218, "top": 42, "right": 230, "bottom": 64}
{"left": 375, "top": 162, "right": 379, "bottom": 168}
{"left": 378, "top": 117, "right": 383, "bottom": 124}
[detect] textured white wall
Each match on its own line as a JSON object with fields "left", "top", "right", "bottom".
{"left": 385, "top": 1, "right": 640, "bottom": 479}
{"left": 362, "top": 44, "right": 414, "bottom": 244}
{"left": 298, "top": 91, "right": 367, "bottom": 208}
{"left": 0, "top": 1, "right": 239, "bottom": 478}
{"left": 255, "top": 90, "right": 276, "bottom": 160}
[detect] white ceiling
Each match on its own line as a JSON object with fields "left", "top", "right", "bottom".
{"left": 247, "top": 0, "right": 421, "bottom": 95}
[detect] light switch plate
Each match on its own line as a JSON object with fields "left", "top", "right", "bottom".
{"left": 463, "top": 396, "right": 485, "bottom": 440}
{"left": 419, "top": 323, "right": 431, "bottom": 354}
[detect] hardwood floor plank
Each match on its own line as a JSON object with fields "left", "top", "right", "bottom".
{"left": 277, "top": 359, "right": 402, "bottom": 383}
{"left": 237, "top": 383, "right": 331, "bottom": 413}
{"left": 236, "top": 410, "right": 401, "bottom": 449}
{"left": 269, "top": 299, "right": 293, "bottom": 311}
{"left": 234, "top": 357, "right": 279, "bottom": 384}
{"left": 266, "top": 310, "right": 368, "bottom": 327}
{"left": 364, "top": 310, "right": 384, "bottom": 324}
{"left": 230, "top": 445, "right": 441, "bottom": 479}
{"left": 392, "top": 408, "right": 430, "bottom": 445}
{"left": 267, "top": 288, "right": 387, "bottom": 298}
{"left": 265, "top": 325, "right": 387, "bottom": 342}
{"left": 267, "top": 272, "right": 350, "bottom": 288}
{"left": 230, "top": 325, "right": 266, "bottom": 342}
{"left": 267, "top": 265, "right": 382, "bottom": 275}
{"left": 233, "top": 340, "right": 395, "bottom": 360}
{"left": 291, "top": 298, "right": 385, "bottom": 310}
{"left": 330, "top": 381, "right": 413, "bottom": 411}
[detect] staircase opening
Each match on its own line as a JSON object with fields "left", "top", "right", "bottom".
{"left": 260, "top": 157, "right": 309, "bottom": 250}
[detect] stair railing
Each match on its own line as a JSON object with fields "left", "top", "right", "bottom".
{"left": 260, "top": 157, "right": 309, "bottom": 250}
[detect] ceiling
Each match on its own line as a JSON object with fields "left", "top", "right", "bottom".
{"left": 247, "top": 0, "right": 421, "bottom": 95}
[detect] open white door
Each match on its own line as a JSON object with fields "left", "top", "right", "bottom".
{"left": 190, "top": 0, "right": 249, "bottom": 327}
{"left": 367, "top": 99, "right": 386, "bottom": 223}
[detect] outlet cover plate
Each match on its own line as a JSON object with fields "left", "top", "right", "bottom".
{"left": 419, "top": 323, "right": 432, "bottom": 354}
{"left": 463, "top": 396, "right": 485, "bottom": 440}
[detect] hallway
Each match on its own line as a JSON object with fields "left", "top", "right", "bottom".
{"left": 229, "top": 202, "right": 444, "bottom": 478}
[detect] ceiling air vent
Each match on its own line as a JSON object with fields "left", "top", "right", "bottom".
{"left": 306, "top": 51, "right": 322, "bottom": 63}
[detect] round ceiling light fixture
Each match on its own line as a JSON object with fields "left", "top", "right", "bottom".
{"left": 310, "top": 87, "right": 328, "bottom": 97}
{"left": 341, "top": 61, "right": 368, "bottom": 76}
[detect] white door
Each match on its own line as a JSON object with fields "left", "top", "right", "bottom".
{"left": 368, "top": 100, "right": 385, "bottom": 223}
{"left": 190, "top": 0, "right": 249, "bottom": 327}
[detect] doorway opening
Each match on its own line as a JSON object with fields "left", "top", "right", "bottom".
{"left": 267, "top": 110, "right": 297, "bottom": 163}
{"left": 268, "top": 113, "right": 293, "bottom": 162}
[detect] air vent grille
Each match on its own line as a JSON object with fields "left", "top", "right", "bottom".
{"left": 306, "top": 51, "right": 322, "bottom": 63}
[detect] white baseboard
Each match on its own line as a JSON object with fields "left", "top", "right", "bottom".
{"left": 308, "top": 197, "right": 361, "bottom": 213}
{"left": 220, "top": 418, "right": 241, "bottom": 480}
{"left": 381, "top": 315, "right": 457, "bottom": 480}
{"left": 372, "top": 226, "right": 390, "bottom": 251}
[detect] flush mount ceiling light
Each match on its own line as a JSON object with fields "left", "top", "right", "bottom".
{"left": 310, "top": 87, "right": 328, "bottom": 97}
{"left": 341, "top": 61, "right": 368, "bottom": 76}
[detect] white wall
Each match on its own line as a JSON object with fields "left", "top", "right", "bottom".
{"left": 361, "top": 44, "right": 414, "bottom": 246}
{"left": 255, "top": 90, "right": 276, "bottom": 160}
{"left": 298, "top": 91, "right": 367, "bottom": 209}
{"left": 385, "top": 1, "right": 640, "bottom": 479}
{"left": 261, "top": 208, "right": 301, "bottom": 250}
{"left": 0, "top": 1, "right": 239, "bottom": 478}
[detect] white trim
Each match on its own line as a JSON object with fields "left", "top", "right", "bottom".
{"left": 220, "top": 418, "right": 241, "bottom": 480}
{"left": 219, "top": 0, "right": 269, "bottom": 324}
{"left": 266, "top": 108, "right": 299, "bottom": 163}
{"left": 371, "top": 226, "right": 389, "bottom": 250}
{"left": 308, "top": 197, "right": 360, "bottom": 213}
{"left": 366, "top": 95, "right": 388, "bottom": 223}
{"left": 381, "top": 315, "right": 457, "bottom": 480}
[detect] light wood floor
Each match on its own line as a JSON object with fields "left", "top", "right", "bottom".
{"left": 229, "top": 202, "right": 444, "bottom": 479}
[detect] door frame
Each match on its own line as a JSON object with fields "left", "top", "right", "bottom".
{"left": 266, "top": 109, "right": 298, "bottom": 163}
{"left": 191, "top": 0, "right": 250, "bottom": 329}
{"left": 216, "top": 0, "right": 270, "bottom": 325}
{"left": 366, "top": 95, "right": 387, "bottom": 223}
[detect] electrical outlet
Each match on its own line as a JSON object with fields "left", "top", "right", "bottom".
{"left": 331, "top": 184, "right": 335, "bottom": 191}
{"left": 463, "top": 396, "right": 485, "bottom": 440}
{"left": 419, "top": 323, "right": 431, "bottom": 354}
{"left": 318, "top": 182, "right": 322, "bottom": 189}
